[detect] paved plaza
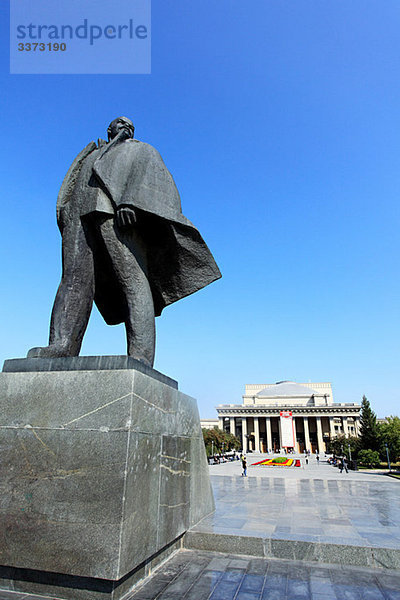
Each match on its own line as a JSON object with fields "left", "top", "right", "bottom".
{"left": 184, "top": 454, "right": 400, "bottom": 570}
{"left": 2, "top": 550, "right": 400, "bottom": 600}
{"left": 195, "top": 454, "right": 400, "bottom": 550}
{"left": 129, "top": 549, "right": 400, "bottom": 600}
{"left": 209, "top": 452, "right": 391, "bottom": 481}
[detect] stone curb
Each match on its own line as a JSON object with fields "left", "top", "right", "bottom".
{"left": 183, "top": 531, "right": 400, "bottom": 571}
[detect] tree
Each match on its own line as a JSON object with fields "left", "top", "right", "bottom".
{"left": 359, "top": 395, "right": 380, "bottom": 451}
{"left": 202, "top": 427, "right": 241, "bottom": 456}
{"left": 380, "top": 416, "right": 400, "bottom": 463}
{"left": 329, "top": 434, "right": 360, "bottom": 458}
{"left": 357, "top": 449, "right": 381, "bottom": 468}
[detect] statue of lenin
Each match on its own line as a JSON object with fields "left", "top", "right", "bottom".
{"left": 28, "top": 117, "right": 221, "bottom": 367}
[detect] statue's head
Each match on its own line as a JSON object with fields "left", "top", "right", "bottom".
{"left": 107, "top": 117, "right": 135, "bottom": 141}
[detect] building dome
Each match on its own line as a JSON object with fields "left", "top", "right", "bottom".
{"left": 257, "top": 382, "right": 316, "bottom": 398}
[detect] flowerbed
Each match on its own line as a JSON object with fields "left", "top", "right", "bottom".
{"left": 251, "top": 457, "right": 301, "bottom": 467}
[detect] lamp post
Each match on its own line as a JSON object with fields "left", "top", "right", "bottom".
{"left": 211, "top": 440, "right": 214, "bottom": 459}
{"left": 348, "top": 443, "right": 352, "bottom": 462}
{"left": 385, "top": 442, "right": 391, "bottom": 472}
{"left": 222, "top": 441, "right": 225, "bottom": 459}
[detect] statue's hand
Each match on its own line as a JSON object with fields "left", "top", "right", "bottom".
{"left": 116, "top": 206, "right": 137, "bottom": 229}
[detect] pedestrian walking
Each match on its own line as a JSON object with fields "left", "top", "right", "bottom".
{"left": 340, "top": 457, "right": 348, "bottom": 474}
{"left": 241, "top": 455, "right": 247, "bottom": 477}
{"left": 316, "top": 454, "right": 320, "bottom": 465}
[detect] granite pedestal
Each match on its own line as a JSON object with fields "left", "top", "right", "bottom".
{"left": 0, "top": 357, "right": 214, "bottom": 600}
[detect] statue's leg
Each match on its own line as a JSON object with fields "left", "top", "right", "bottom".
{"left": 28, "top": 219, "right": 95, "bottom": 358}
{"left": 98, "top": 219, "right": 155, "bottom": 367}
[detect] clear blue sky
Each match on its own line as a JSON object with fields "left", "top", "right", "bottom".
{"left": 1, "top": 1, "right": 399, "bottom": 418}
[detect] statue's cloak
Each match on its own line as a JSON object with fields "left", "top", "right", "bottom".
{"left": 56, "top": 136, "right": 221, "bottom": 322}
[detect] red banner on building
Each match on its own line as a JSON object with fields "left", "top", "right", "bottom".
{"left": 280, "top": 410, "right": 295, "bottom": 448}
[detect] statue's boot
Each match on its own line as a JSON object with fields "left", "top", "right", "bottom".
{"left": 27, "top": 345, "right": 74, "bottom": 358}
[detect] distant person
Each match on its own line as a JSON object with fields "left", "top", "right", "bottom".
{"left": 316, "top": 454, "right": 320, "bottom": 465}
{"left": 241, "top": 455, "right": 247, "bottom": 477}
{"left": 305, "top": 456, "right": 309, "bottom": 465}
{"left": 340, "top": 457, "right": 348, "bottom": 474}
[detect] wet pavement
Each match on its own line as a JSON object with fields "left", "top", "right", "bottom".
{"left": 2, "top": 550, "right": 400, "bottom": 600}
{"left": 195, "top": 456, "right": 400, "bottom": 550}
{"left": 129, "top": 549, "right": 400, "bottom": 600}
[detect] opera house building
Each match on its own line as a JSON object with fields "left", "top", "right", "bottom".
{"left": 215, "top": 381, "right": 361, "bottom": 454}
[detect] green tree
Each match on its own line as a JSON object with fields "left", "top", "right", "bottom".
{"left": 202, "top": 427, "right": 241, "bottom": 456}
{"left": 357, "top": 449, "right": 381, "bottom": 468}
{"left": 359, "top": 395, "right": 380, "bottom": 451}
{"left": 380, "top": 416, "right": 400, "bottom": 463}
{"left": 329, "top": 434, "right": 360, "bottom": 459}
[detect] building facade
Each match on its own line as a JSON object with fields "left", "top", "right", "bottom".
{"left": 200, "top": 418, "right": 219, "bottom": 429}
{"left": 216, "top": 381, "right": 361, "bottom": 454}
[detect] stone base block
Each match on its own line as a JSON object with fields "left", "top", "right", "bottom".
{"left": 0, "top": 536, "right": 183, "bottom": 600}
{"left": 0, "top": 358, "right": 214, "bottom": 599}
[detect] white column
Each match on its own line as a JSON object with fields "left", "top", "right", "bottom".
{"left": 229, "top": 417, "right": 235, "bottom": 436}
{"left": 218, "top": 417, "right": 224, "bottom": 431}
{"left": 342, "top": 416, "right": 349, "bottom": 437}
{"left": 329, "top": 416, "right": 336, "bottom": 439}
{"left": 254, "top": 417, "right": 260, "bottom": 453}
{"left": 303, "top": 416, "right": 311, "bottom": 452}
{"left": 241, "top": 417, "right": 247, "bottom": 452}
{"left": 316, "top": 416, "right": 324, "bottom": 453}
{"left": 266, "top": 417, "right": 272, "bottom": 452}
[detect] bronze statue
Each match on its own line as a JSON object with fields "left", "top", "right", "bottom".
{"left": 28, "top": 117, "right": 221, "bottom": 366}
